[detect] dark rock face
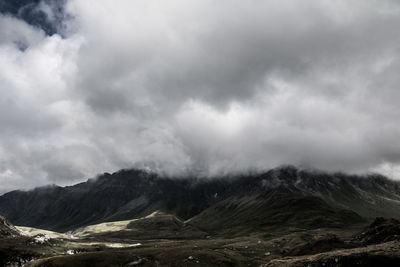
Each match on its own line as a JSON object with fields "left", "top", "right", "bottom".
{"left": 0, "top": 169, "right": 230, "bottom": 231}
{"left": 353, "top": 217, "right": 400, "bottom": 245}
{"left": 1, "top": 166, "right": 400, "bottom": 233}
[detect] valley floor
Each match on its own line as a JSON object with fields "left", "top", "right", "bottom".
{"left": 3, "top": 215, "right": 400, "bottom": 266}
{"left": 0, "top": 226, "right": 391, "bottom": 266}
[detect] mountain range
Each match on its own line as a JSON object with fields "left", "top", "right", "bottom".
{"left": 1, "top": 166, "right": 400, "bottom": 234}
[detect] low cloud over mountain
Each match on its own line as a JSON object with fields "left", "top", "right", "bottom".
{"left": 1, "top": 0, "right": 400, "bottom": 192}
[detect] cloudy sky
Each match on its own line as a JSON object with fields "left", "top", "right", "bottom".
{"left": 0, "top": 0, "right": 400, "bottom": 193}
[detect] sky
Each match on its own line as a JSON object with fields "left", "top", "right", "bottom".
{"left": 0, "top": 0, "right": 400, "bottom": 193}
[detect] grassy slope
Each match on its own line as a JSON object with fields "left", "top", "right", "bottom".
{"left": 188, "top": 189, "right": 365, "bottom": 236}
{"left": 17, "top": 226, "right": 68, "bottom": 239}
{"left": 73, "top": 211, "right": 208, "bottom": 240}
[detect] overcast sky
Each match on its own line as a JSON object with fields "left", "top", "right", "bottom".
{"left": 1, "top": 0, "right": 400, "bottom": 193}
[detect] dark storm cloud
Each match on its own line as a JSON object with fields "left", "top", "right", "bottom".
{"left": 73, "top": 0, "right": 400, "bottom": 113}
{"left": 0, "top": 0, "right": 68, "bottom": 36}
{"left": 1, "top": 0, "right": 400, "bottom": 193}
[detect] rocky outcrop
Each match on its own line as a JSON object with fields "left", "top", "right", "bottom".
{"left": 0, "top": 216, "right": 20, "bottom": 238}
{"left": 264, "top": 241, "right": 400, "bottom": 267}
{"left": 353, "top": 217, "right": 400, "bottom": 245}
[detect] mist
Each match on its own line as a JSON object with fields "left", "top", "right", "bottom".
{"left": 1, "top": 0, "right": 400, "bottom": 192}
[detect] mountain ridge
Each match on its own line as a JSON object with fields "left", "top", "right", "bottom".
{"left": 1, "top": 166, "right": 400, "bottom": 233}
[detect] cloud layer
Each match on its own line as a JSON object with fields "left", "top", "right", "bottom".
{"left": 1, "top": 0, "right": 400, "bottom": 192}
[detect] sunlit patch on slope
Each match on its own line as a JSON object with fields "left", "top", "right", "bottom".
{"left": 17, "top": 226, "right": 68, "bottom": 239}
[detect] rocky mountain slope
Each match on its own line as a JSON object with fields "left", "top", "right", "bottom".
{"left": 0, "top": 216, "right": 20, "bottom": 238}
{"left": 1, "top": 166, "right": 400, "bottom": 233}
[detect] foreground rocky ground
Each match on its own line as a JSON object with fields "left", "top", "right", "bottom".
{"left": 265, "top": 240, "right": 400, "bottom": 267}
{"left": 2, "top": 214, "right": 400, "bottom": 266}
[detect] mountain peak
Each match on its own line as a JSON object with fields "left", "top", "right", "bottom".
{"left": 0, "top": 167, "right": 400, "bottom": 233}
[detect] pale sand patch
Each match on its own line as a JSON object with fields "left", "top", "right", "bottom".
{"left": 17, "top": 226, "right": 68, "bottom": 239}
{"left": 73, "top": 210, "right": 165, "bottom": 237}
